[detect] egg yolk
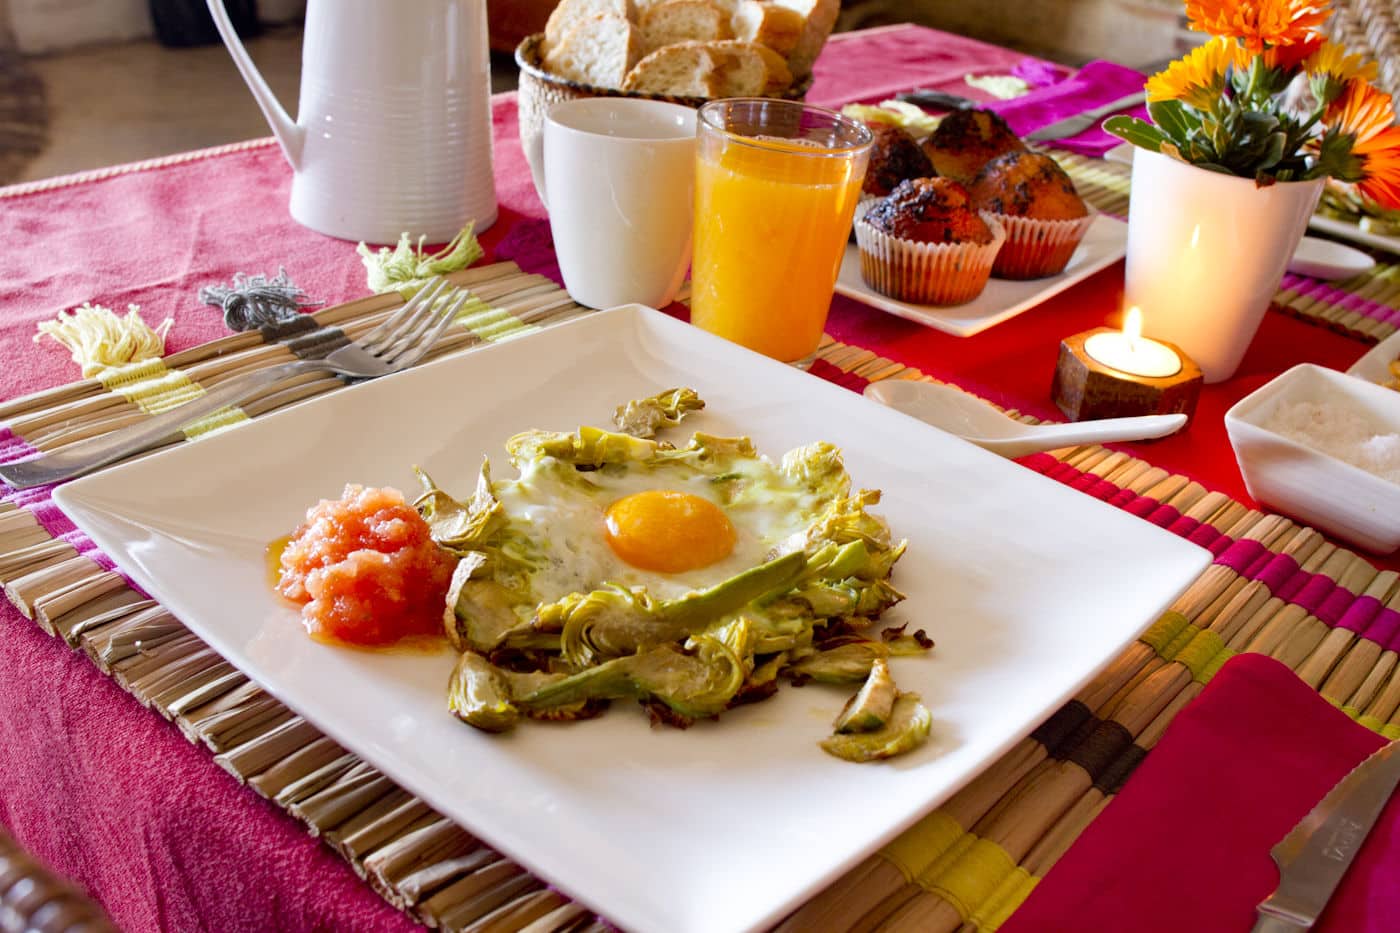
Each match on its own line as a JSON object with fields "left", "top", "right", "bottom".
{"left": 604, "top": 490, "right": 737, "bottom": 573}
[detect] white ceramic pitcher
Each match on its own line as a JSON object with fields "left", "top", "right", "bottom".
{"left": 206, "top": 0, "right": 498, "bottom": 244}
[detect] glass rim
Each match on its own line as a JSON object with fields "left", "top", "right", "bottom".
{"left": 697, "top": 98, "right": 873, "bottom": 158}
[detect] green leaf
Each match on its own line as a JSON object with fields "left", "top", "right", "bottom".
{"left": 1102, "top": 115, "right": 1167, "bottom": 151}
{"left": 1256, "top": 131, "right": 1287, "bottom": 172}
{"left": 1147, "top": 99, "right": 1198, "bottom": 142}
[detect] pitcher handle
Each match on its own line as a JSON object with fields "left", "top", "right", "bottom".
{"left": 205, "top": 0, "right": 304, "bottom": 168}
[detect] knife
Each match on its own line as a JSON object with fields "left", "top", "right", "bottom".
{"left": 894, "top": 88, "right": 979, "bottom": 110}
{"left": 1253, "top": 739, "right": 1400, "bottom": 931}
{"left": 1022, "top": 91, "right": 1147, "bottom": 142}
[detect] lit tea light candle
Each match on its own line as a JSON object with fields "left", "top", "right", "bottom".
{"left": 1082, "top": 307, "right": 1182, "bottom": 378}
{"left": 1050, "top": 312, "right": 1202, "bottom": 423}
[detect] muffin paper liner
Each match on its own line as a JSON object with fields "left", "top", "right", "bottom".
{"left": 855, "top": 214, "right": 1006, "bottom": 306}
{"left": 988, "top": 211, "right": 1096, "bottom": 279}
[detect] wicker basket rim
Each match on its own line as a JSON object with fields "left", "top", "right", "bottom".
{"left": 513, "top": 32, "right": 813, "bottom": 108}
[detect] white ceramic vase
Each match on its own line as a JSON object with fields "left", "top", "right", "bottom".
{"left": 1123, "top": 148, "right": 1324, "bottom": 383}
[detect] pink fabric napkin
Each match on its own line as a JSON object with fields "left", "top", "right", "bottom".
{"left": 1002, "top": 653, "right": 1400, "bottom": 932}
{"left": 989, "top": 59, "right": 1149, "bottom": 157}
{"left": 806, "top": 24, "right": 1054, "bottom": 109}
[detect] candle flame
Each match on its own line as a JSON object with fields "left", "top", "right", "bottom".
{"left": 1123, "top": 306, "right": 1144, "bottom": 352}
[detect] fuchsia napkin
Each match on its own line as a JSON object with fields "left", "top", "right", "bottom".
{"left": 1002, "top": 654, "right": 1400, "bottom": 932}
{"left": 988, "top": 59, "right": 1149, "bottom": 157}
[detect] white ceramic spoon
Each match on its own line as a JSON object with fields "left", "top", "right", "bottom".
{"left": 864, "top": 381, "right": 1188, "bottom": 457}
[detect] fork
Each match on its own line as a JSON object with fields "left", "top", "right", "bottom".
{"left": 0, "top": 277, "right": 469, "bottom": 489}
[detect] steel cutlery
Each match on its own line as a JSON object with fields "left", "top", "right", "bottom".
{"left": 1253, "top": 740, "right": 1400, "bottom": 931}
{"left": 893, "top": 88, "right": 979, "bottom": 110}
{"left": 0, "top": 277, "right": 467, "bottom": 489}
{"left": 1023, "top": 91, "right": 1147, "bottom": 142}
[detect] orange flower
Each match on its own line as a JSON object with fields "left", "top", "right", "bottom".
{"left": 1261, "top": 32, "right": 1324, "bottom": 71}
{"left": 1328, "top": 79, "right": 1400, "bottom": 208}
{"left": 1186, "top": 0, "right": 1331, "bottom": 54}
{"left": 1147, "top": 37, "right": 1235, "bottom": 109}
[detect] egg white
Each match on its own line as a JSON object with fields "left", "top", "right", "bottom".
{"left": 494, "top": 451, "right": 817, "bottom": 604}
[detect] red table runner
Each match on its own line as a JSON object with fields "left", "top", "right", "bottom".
{"left": 0, "top": 23, "right": 1394, "bottom": 932}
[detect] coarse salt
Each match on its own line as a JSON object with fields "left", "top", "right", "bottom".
{"left": 1262, "top": 400, "right": 1400, "bottom": 485}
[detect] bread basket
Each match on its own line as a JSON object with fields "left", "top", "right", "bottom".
{"left": 515, "top": 33, "right": 812, "bottom": 177}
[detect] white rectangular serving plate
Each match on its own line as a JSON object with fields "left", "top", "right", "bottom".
{"left": 834, "top": 214, "right": 1128, "bottom": 337}
{"left": 54, "top": 306, "right": 1209, "bottom": 933}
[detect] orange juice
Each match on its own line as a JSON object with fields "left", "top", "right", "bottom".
{"left": 691, "top": 126, "right": 868, "bottom": 364}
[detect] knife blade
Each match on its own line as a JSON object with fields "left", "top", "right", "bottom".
{"left": 894, "top": 88, "right": 980, "bottom": 110}
{"left": 1253, "top": 740, "right": 1400, "bottom": 932}
{"left": 1022, "top": 91, "right": 1147, "bottom": 142}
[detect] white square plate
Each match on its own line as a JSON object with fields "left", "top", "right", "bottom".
{"left": 54, "top": 306, "right": 1209, "bottom": 933}
{"left": 834, "top": 213, "right": 1128, "bottom": 337}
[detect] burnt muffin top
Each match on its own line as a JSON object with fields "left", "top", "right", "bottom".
{"left": 863, "top": 123, "right": 936, "bottom": 197}
{"left": 968, "top": 151, "right": 1088, "bottom": 220}
{"left": 921, "top": 108, "right": 1026, "bottom": 186}
{"left": 863, "top": 177, "right": 995, "bottom": 244}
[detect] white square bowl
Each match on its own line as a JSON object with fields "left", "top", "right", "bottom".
{"left": 1225, "top": 363, "right": 1400, "bottom": 553}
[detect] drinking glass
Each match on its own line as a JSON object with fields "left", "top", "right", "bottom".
{"left": 691, "top": 99, "right": 872, "bottom": 367}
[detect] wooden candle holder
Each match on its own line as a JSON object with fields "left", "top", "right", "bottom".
{"left": 1051, "top": 327, "right": 1203, "bottom": 422}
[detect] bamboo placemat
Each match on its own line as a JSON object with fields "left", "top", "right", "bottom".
{"left": 1051, "top": 147, "right": 1400, "bottom": 344}
{"left": 3, "top": 263, "right": 1400, "bottom": 932}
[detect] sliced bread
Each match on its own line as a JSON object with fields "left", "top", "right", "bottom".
{"left": 622, "top": 41, "right": 721, "bottom": 97}
{"left": 748, "top": 40, "right": 794, "bottom": 94}
{"left": 730, "top": 0, "right": 803, "bottom": 57}
{"left": 707, "top": 39, "right": 771, "bottom": 97}
{"left": 770, "top": 0, "right": 839, "bottom": 78}
{"left": 543, "top": 0, "right": 636, "bottom": 52}
{"left": 544, "top": 13, "right": 643, "bottom": 89}
{"left": 639, "top": 0, "right": 731, "bottom": 52}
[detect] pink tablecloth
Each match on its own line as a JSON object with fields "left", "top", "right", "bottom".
{"left": 0, "top": 22, "right": 1392, "bottom": 932}
{"left": 0, "top": 25, "right": 1039, "bottom": 932}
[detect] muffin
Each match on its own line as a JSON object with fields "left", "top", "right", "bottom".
{"left": 968, "top": 150, "right": 1094, "bottom": 279}
{"left": 921, "top": 108, "right": 1026, "bottom": 186}
{"left": 855, "top": 123, "right": 935, "bottom": 225}
{"left": 855, "top": 177, "right": 1006, "bottom": 305}
{"left": 864, "top": 123, "right": 935, "bottom": 197}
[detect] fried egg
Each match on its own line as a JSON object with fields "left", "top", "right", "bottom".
{"left": 492, "top": 444, "right": 820, "bottom": 604}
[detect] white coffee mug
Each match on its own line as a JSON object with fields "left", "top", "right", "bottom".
{"left": 529, "top": 98, "right": 697, "bottom": 309}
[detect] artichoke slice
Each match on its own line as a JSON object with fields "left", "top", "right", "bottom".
{"left": 444, "top": 552, "right": 525, "bottom": 652}
{"left": 506, "top": 426, "right": 665, "bottom": 468}
{"left": 414, "top": 461, "right": 506, "bottom": 554}
{"left": 833, "top": 658, "right": 897, "bottom": 734}
{"left": 821, "top": 693, "right": 932, "bottom": 762}
{"left": 447, "top": 651, "right": 519, "bottom": 733}
{"left": 787, "top": 640, "right": 890, "bottom": 684}
{"left": 613, "top": 388, "right": 704, "bottom": 438}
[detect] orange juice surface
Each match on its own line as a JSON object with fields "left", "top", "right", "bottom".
{"left": 691, "top": 136, "right": 865, "bottom": 362}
